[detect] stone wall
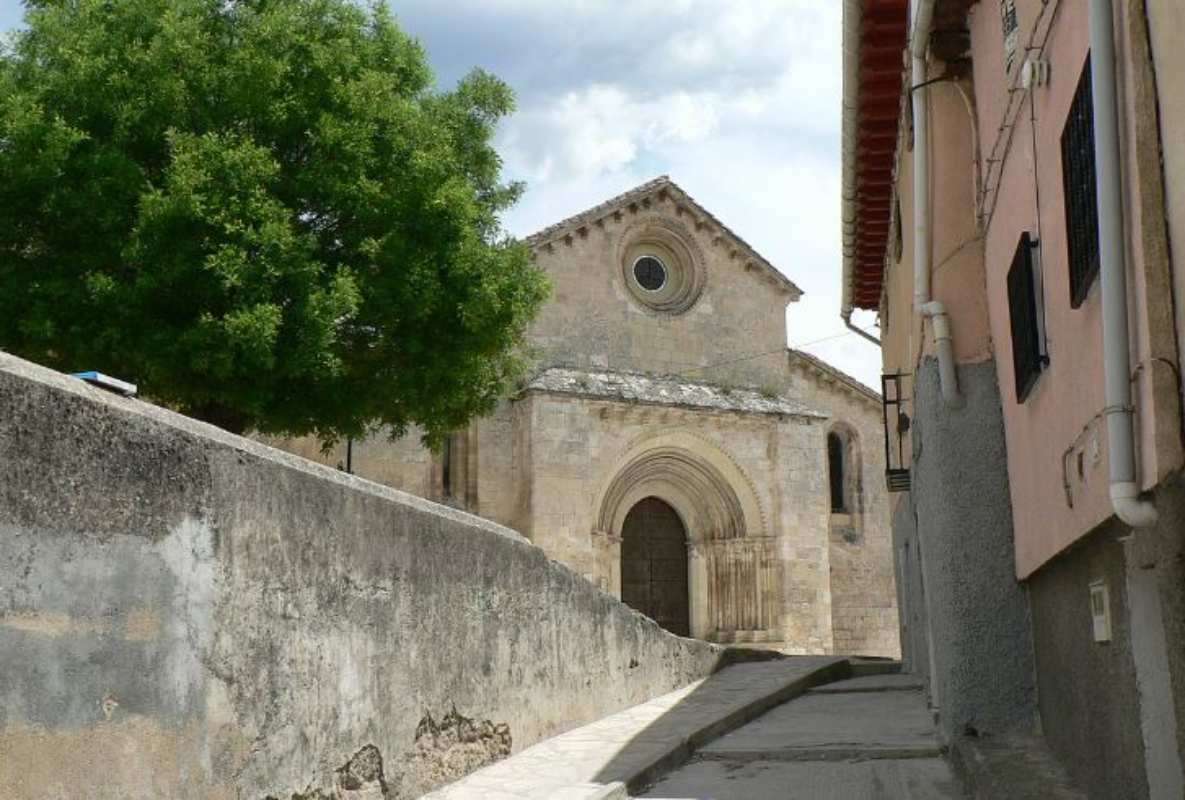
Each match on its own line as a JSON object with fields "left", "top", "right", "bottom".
{"left": 785, "top": 352, "right": 899, "bottom": 658}
{"left": 515, "top": 389, "right": 833, "bottom": 652}
{"left": 0, "top": 353, "right": 726, "bottom": 800}
{"left": 267, "top": 427, "right": 434, "bottom": 499}
{"left": 526, "top": 194, "right": 794, "bottom": 389}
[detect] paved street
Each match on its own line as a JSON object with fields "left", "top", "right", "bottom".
{"left": 422, "top": 658, "right": 847, "bottom": 799}
{"left": 637, "top": 674, "right": 965, "bottom": 799}
{"left": 425, "top": 662, "right": 966, "bottom": 799}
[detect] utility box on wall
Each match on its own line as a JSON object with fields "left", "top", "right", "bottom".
{"left": 1090, "top": 579, "right": 1112, "bottom": 643}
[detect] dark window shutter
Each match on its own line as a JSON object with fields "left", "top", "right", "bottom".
{"left": 1061, "top": 57, "right": 1099, "bottom": 308}
{"left": 1008, "top": 232, "right": 1044, "bottom": 402}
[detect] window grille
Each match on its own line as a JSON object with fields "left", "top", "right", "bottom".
{"left": 1062, "top": 57, "right": 1099, "bottom": 309}
{"left": 881, "top": 373, "right": 912, "bottom": 492}
{"left": 1008, "top": 232, "right": 1046, "bottom": 402}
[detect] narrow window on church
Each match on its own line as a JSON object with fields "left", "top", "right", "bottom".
{"left": 828, "top": 432, "right": 847, "bottom": 513}
{"left": 441, "top": 435, "right": 453, "bottom": 498}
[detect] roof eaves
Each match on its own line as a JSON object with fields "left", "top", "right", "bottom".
{"left": 516, "top": 365, "right": 827, "bottom": 419}
{"left": 841, "top": 0, "right": 909, "bottom": 315}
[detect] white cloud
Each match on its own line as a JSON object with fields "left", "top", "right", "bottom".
{"left": 501, "top": 85, "right": 723, "bottom": 182}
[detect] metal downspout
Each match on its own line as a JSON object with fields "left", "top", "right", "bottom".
{"left": 908, "top": 0, "right": 948, "bottom": 721}
{"left": 1089, "top": 0, "right": 1157, "bottom": 527}
{"left": 843, "top": 310, "right": 882, "bottom": 345}
{"left": 911, "top": 0, "right": 963, "bottom": 409}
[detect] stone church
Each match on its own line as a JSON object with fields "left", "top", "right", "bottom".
{"left": 274, "top": 177, "right": 899, "bottom": 657}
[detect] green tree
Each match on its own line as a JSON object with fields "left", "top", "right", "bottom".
{"left": 0, "top": 0, "right": 548, "bottom": 443}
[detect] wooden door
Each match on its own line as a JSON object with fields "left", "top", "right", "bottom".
{"left": 621, "top": 497, "right": 689, "bottom": 636}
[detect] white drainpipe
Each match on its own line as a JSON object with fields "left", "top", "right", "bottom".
{"left": 911, "top": 0, "right": 963, "bottom": 409}
{"left": 843, "top": 310, "right": 882, "bottom": 345}
{"left": 1090, "top": 0, "right": 1158, "bottom": 527}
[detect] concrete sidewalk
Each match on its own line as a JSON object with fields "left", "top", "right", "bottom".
{"left": 421, "top": 656, "right": 848, "bottom": 800}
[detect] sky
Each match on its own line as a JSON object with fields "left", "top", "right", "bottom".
{"left": 0, "top": 0, "right": 883, "bottom": 388}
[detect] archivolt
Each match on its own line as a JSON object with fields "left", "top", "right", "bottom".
{"left": 596, "top": 442, "right": 757, "bottom": 544}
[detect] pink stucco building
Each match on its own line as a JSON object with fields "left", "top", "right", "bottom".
{"left": 843, "top": 0, "right": 1185, "bottom": 796}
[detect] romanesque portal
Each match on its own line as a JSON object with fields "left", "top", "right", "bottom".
{"left": 621, "top": 497, "right": 690, "bottom": 636}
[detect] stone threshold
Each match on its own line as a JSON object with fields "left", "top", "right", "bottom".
{"left": 421, "top": 656, "right": 852, "bottom": 800}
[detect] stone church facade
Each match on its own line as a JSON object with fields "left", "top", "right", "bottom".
{"left": 274, "top": 177, "right": 899, "bottom": 657}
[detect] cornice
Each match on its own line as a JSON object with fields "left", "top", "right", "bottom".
{"left": 525, "top": 176, "right": 803, "bottom": 301}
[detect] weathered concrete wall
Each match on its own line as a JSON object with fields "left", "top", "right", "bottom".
{"left": 1029, "top": 477, "right": 1185, "bottom": 800}
{"left": 0, "top": 353, "right": 727, "bottom": 800}
{"left": 910, "top": 358, "right": 1036, "bottom": 740}
{"left": 1029, "top": 527, "right": 1149, "bottom": 799}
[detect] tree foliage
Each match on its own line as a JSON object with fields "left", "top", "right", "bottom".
{"left": 0, "top": 0, "right": 548, "bottom": 442}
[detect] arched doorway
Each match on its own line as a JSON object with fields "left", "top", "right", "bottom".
{"left": 620, "top": 497, "right": 689, "bottom": 636}
{"left": 595, "top": 434, "right": 777, "bottom": 641}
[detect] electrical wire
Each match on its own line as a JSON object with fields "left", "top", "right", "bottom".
{"left": 677, "top": 324, "right": 880, "bottom": 376}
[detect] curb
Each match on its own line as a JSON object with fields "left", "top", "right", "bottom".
{"left": 624, "top": 658, "right": 851, "bottom": 794}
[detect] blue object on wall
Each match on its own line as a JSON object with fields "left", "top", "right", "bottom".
{"left": 71, "top": 371, "right": 138, "bottom": 397}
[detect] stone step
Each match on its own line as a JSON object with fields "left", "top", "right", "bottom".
{"left": 699, "top": 689, "right": 944, "bottom": 763}
{"left": 638, "top": 672, "right": 962, "bottom": 799}
{"left": 808, "top": 673, "right": 925, "bottom": 694}
{"left": 847, "top": 657, "right": 903, "bottom": 678}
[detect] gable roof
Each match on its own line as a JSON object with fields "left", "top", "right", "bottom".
{"left": 525, "top": 176, "right": 803, "bottom": 301}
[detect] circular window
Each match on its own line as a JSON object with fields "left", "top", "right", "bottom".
{"left": 619, "top": 219, "right": 705, "bottom": 315}
{"left": 633, "top": 256, "right": 667, "bottom": 292}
